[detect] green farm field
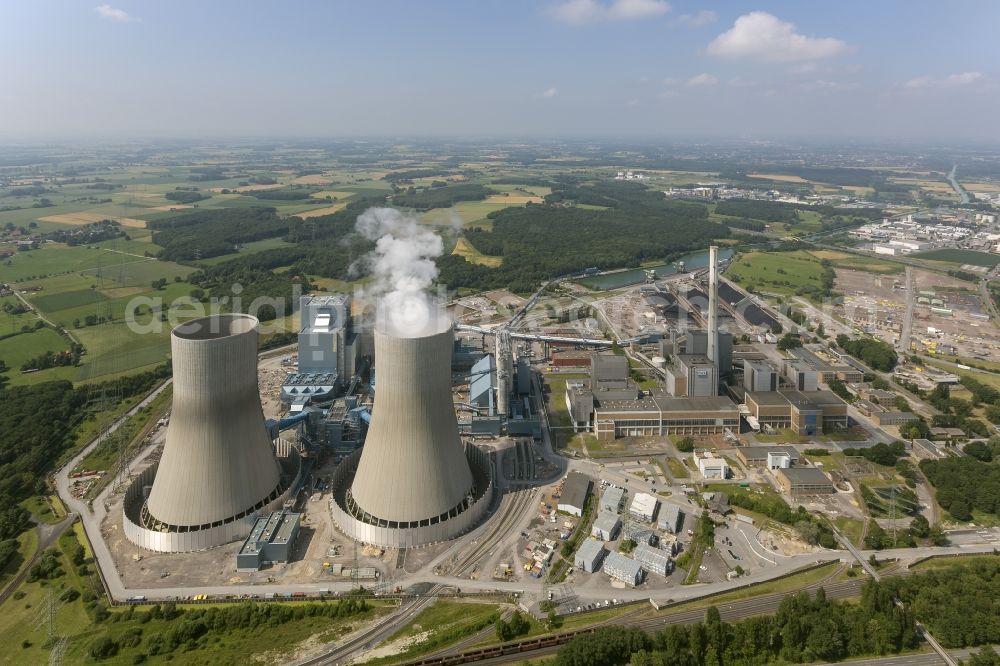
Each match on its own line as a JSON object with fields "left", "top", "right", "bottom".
{"left": 913, "top": 249, "right": 1000, "bottom": 268}
{"left": 725, "top": 250, "right": 827, "bottom": 295}
{"left": 0, "top": 326, "right": 72, "bottom": 369}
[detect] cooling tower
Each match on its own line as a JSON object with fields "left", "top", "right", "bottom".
{"left": 123, "top": 314, "right": 300, "bottom": 552}
{"left": 330, "top": 309, "right": 494, "bottom": 548}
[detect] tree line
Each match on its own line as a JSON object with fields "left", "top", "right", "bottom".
{"left": 556, "top": 558, "right": 1000, "bottom": 665}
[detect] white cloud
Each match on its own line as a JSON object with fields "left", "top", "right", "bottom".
{"left": 661, "top": 77, "right": 679, "bottom": 86}
{"left": 541, "top": 87, "right": 558, "bottom": 99}
{"left": 727, "top": 77, "right": 756, "bottom": 88}
{"left": 94, "top": 4, "right": 138, "bottom": 22}
{"left": 686, "top": 73, "right": 718, "bottom": 87}
{"left": 903, "top": 71, "right": 982, "bottom": 90}
{"left": 607, "top": 0, "right": 670, "bottom": 20}
{"left": 549, "top": 0, "right": 669, "bottom": 25}
{"left": 944, "top": 71, "right": 982, "bottom": 86}
{"left": 706, "top": 11, "right": 848, "bottom": 62}
{"left": 625, "top": 99, "right": 640, "bottom": 107}
{"left": 671, "top": 10, "right": 717, "bottom": 27}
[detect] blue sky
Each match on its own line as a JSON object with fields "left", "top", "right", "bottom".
{"left": 1, "top": 1, "right": 998, "bottom": 140}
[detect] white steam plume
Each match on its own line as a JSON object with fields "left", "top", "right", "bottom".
{"left": 353, "top": 207, "right": 448, "bottom": 337}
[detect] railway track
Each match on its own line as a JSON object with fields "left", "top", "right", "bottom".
{"left": 296, "top": 589, "right": 440, "bottom": 666}
{"left": 451, "top": 487, "right": 534, "bottom": 578}
{"left": 414, "top": 564, "right": 872, "bottom": 666}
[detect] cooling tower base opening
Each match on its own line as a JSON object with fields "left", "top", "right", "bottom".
{"left": 329, "top": 443, "right": 495, "bottom": 549}
{"left": 122, "top": 446, "right": 302, "bottom": 553}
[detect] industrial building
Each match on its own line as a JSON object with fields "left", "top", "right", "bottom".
{"left": 775, "top": 467, "right": 835, "bottom": 495}
{"left": 282, "top": 295, "right": 358, "bottom": 409}
{"left": 603, "top": 551, "right": 644, "bottom": 586}
{"left": 664, "top": 354, "right": 718, "bottom": 398}
{"left": 123, "top": 315, "right": 302, "bottom": 552}
{"left": 329, "top": 307, "right": 494, "bottom": 548}
{"left": 558, "top": 472, "right": 592, "bottom": 517}
{"left": 468, "top": 354, "right": 497, "bottom": 415}
{"left": 788, "top": 347, "right": 865, "bottom": 384}
{"left": 657, "top": 503, "right": 684, "bottom": 534}
{"left": 236, "top": 511, "right": 301, "bottom": 571}
{"left": 592, "top": 394, "right": 740, "bottom": 440}
{"left": 744, "top": 390, "right": 849, "bottom": 436}
{"left": 592, "top": 354, "right": 629, "bottom": 389}
{"left": 634, "top": 543, "right": 673, "bottom": 577}
{"left": 591, "top": 512, "right": 621, "bottom": 541}
{"left": 574, "top": 539, "right": 607, "bottom": 573}
{"left": 744, "top": 359, "right": 778, "bottom": 392}
{"left": 622, "top": 522, "right": 656, "bottom": 546}
{"left": 600, "top": 486, "right": 626, "bottom": 514}
{"left": 694, "top": 451, "right": 729, "bottom": 479}
{"left": 783, "top": 360, "right": 819, "bottom": 392}
{"left": 734, "top": 445, "right": 800, "bottom": 468}
{"left": 629, "top": 493, "right": 659, "bottom": 523}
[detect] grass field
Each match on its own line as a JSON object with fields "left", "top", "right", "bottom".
{"left": 807, "top": 249, "right": 902, "bottom": 274}
{"left": 293, "top": 202, "right": 348, "bottom": 218}
{"left": 0, "top": 523, "right": 396, "bottom": 665}
{"left": 419, "top": 200, "right": 517, "bottom": 228}
{"left": 452, "top": 237, "right": 502, "bottom": 267}
{"left": 725, "top": 250, "right": 827, "bottom": 295}
{"left": 196, "top": 238, "right": 296, "bottom": 266}
{"left": 30, "top": 288, "right": 107, "bottom": 312}
{"left": 0, "top": 528, "right": 37, "bottom": 590}
{"left": 0, "top": 326, "right": 72, "bottom": 369}
{"left": 913, "top": 249, "right": 1000, "bottom": 268}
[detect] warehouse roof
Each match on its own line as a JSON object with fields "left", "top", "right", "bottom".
{"left": 737, "top": 445, "right": 800, "bottom": 460}
{"left": 560, "top": 472, "right": 591, "bottom": 511}
{"left": 778, "top": 467, "right": 832, "bottom": 485}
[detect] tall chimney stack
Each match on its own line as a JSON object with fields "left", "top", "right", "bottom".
{"left": 707, "top": 245, "right": 719, "bottom": 364}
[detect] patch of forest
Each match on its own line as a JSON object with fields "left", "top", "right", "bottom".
{"left": 439, "top": 180, "right": 721, "bottom": 293}
{"left": 390, "top": 183, "right": 493, "bottom": 210}
{"left": 149, "top": 207, "right": 290, "bottom": 261}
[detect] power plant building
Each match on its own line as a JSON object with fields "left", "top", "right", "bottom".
{"left": 282, "top": 295, "right": 357, "bottom": 408}
{"left": 123, "top": 315, "right": 302, "bottom": 552}
{"left": 665, "top": 355, "right": 718, "bottom": 398}
{"left": 236, "top": 510, "right": 301, "bottom": 571}
{"left": 744, "top": 359, "right": 778, "bottom": 393}
{"left": 744, "top": 390, "right": 848, "bottom": 436}
{"left": 592, "top": 394, "right": 739, "bottom": 441}
{"left": 329, "top": 307, "right": 494, "bottom": 548}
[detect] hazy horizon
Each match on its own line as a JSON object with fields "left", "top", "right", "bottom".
{"left": 2, "top": 0, "right": 999, "bottom": 142}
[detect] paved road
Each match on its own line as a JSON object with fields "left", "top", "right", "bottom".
{"left": 0, "top": 514, "right": 77, "bottom": 604}
{"left": 10, "top": 286, "right": 80, "bottom": 345}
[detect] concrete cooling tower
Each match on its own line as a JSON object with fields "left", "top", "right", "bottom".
{"left": 123, "top": 314, "right": 301, "bottom": 552}
{"left": 330, "top": 309, "right": 494, "bottom": 548}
